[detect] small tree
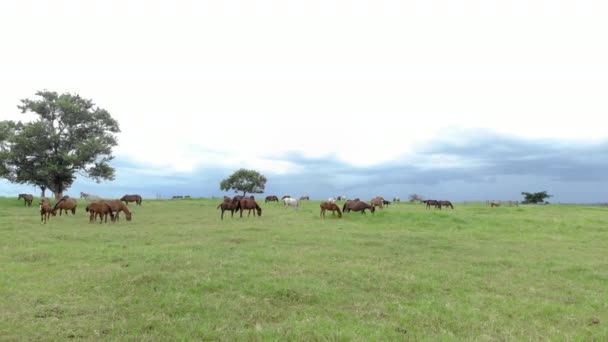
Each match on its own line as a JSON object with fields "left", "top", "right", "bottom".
{"left": 408, "top": 193, "right": 424, "bottom": 202}
{"left": 521, "top": 191, "right": 552, "bottom": 204}
{"left": 220, "top": 169, "right": 267, "bottom": 196}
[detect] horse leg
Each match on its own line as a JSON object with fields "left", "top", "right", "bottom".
{"left": 221, "top": 208, "right": 224, "bottom": 220}
{"left": 89, "top": 212, "right": 94, "bottom": 223}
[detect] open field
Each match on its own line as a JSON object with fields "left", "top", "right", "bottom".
{"left": 1, "top": 197, "right": 607, "bottom": 340}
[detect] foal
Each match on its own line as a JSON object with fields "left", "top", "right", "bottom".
{"left": 40, "top": 201, "right": 55, "bottom": 224}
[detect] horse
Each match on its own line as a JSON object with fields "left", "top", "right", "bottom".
{"left": 281, "top": 195, "right": 291, "bottom": 200}
{"left": 490, "top": 201, "right": 500, "bottom": 207}
{"left": 85, "top": 202, "right": 115, "bottom": 223}
{"left": 80, "top": 192, "right": 102, "bottom": 203}
{"left": 265, "top": 195, "right": 279, "bottom": 203}
{"left": 217, "top": 198, "right": 238, "bottom": 220}
{"left": 393, "top": 197, "right": 400, "bottom": 202}
{"left": 422, "top": 200, "right": 438, "bottom": 209}
{"left": 299, "top": 195, "right": 310, "bottom": 200}
{"left": 52, "top": 196, "right": 77, "bottom": 216}
{"left": 18, "top": 194, "right": 34, "bottom": 207}
{"left": 328, "top": 197, "right": 337, "bottom": 203}
{"left": 282, "top": 197, "right": 300, "bottom": 209}
{"left": 370, "top": 197, "right": 384, "bottom": 209}
{"left": 343, "top": 200, "right": 375, "bottom": 214}
{"left": 436, "top": 200, "right": 454, "bottom": 209}
{"left": 320, "top": 202, "right": 342, "bottom": 218}
{"left": 104, "top": 200, "right": 133, "bottom": 221}
{"left": 120, "top": 194, "right": 142, "bottom": 206}
{"left": 382, "top": 200, "right": 391, "bottom": 206}
{"left": 336, "top": 195, "right": 346, "bottom": 201}
{"left": 236, "top": 197, "right": 262, "bottom": 217}
{"left": 172, "top": 195, "right": 183, "bottom": 199}
{"left": 39, "top": 200, "right": 55, "bottom": 224}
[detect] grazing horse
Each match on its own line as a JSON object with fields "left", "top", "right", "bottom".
{"left": 436, "top": 200, "right": 454, "bottom": 209}
{"left": 217, "top": 198, "right": 238, "bottom": 220}
{"left": 371, "top": 197, "right": 384, "bottom": 209}
{"left": 18, "top": 194, "right": 34, "bottom": 207}
{"left": 52, "top": 196, "right": 77, "bottom": 216}
{"left": 85, "top": 202, "right": 115, "bottom": 223}
{"left": 236, "top": 197, "right": 262, "bottom": 217}
{"left": 39, "top": 200, "right": 55, "bottom": 224}
{"left": 422, "top": 200, "right": 438, "bottom": 209}
{"left": 299, "top": 195, "right": 310, "bottom": 200}
{"left": 282, "top": 197, "right": 300, "bottom": 209}
{"left": 120, "top": 194, "right": 142, "bottom": 206}
{"left": 490, "top": 201, "right": 501, "bottom": 207}
{"left": 281, "top": 195, "right": 291, "bottom": 200}
{"left": 265, "top": 195, "right": 279, "bottom": 203}
{"left": 80, "top": 192, "right": 102, "bottom": 203}
{"left": 320, "top": 202, "right": 342, "bottom": 218}
{"left": 104, "top": 200, "right": 133, "bottom": 221}
{"left": 343, "top": 200, "right": 375, "bottom": 214}
{"left": 382, "top": 200, "right": 391, "bottom": 206}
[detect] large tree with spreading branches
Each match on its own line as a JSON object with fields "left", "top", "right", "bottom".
{"left": 0, "top": 90, "right": 120, "bottom": 198}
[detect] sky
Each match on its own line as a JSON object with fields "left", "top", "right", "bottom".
{"left": 1, "top": 0, "right": 607, "bottom": 202}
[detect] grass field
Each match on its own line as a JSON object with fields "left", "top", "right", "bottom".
{"left": 1, "top": 197, "right": 607, "bottom": 340}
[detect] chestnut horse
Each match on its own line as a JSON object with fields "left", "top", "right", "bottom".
{"left": 320, "top": 202, "right": 342, "bottom": 218}
{"left": 371, "top": 197, "right": 384, "bottom": 209}
{"left": 52, "top": 196, "right": 77, "bottom": 216}
{"left": 343, "top": 200, "right": 375, "bottom": 214}
{"left": 104, "top": 200, "right": 133, "bottom": 221}
{"left": 18, "top": 194, "right": 34, "bottom": 207}
{"left": 236, "top": 197, "right": 262, "bottom": 217}
{"left": 86, "top": 202, "right": 115, "bottom": 223}
{"left": 40, "top": 200, "right": 55, "bottom": 224}
{"left": 120, "top": 194, "right": 142, "bottom": 206}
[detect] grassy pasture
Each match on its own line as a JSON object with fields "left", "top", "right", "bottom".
{"left": 1, "top": 197, "right": 607, "bottom": 340}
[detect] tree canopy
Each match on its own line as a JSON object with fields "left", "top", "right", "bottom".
{"left": 521, "top": 191, "right": 552, "bottom": 204}
{"left": 0, "top": 90, "right": 120, "bottom": 198}
{"left": 220, "top": 168, "right": 267, "bottom": 196}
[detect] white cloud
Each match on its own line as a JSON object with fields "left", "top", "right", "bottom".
{"left": 1, "top": 0, "right": 607, "bottom": 174}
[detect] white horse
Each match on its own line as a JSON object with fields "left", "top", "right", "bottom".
{"left": 328, "top": 197, "right": 337, "bottom": 203}
{"left": 283, "top": 197, "right": 300, "bottom": 209}
{"left": 80, "top": 192, "right": 102, "bottom": 203}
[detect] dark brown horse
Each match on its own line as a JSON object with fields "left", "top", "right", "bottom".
{"left": 120, "top": 194, "right": 142, "bottom": 206}
{"left": 236, "top": 197, "right": 262, "bottom": 217}
{"left": 265, "top": 195, "right": 279, "bottom": 203}
{"left": 18, "top": 194, "right": 34, "bottom": 207}
{"left": 86, "top": 202, "right": 115, "bottom": 223}
{"left": 217, "top": 198, "right": 238, "bottom": 219}
{"left": 343, "top": 200, "right": 375, "bottom": 214}
{"left": 320, "top": 202, "right": 342, "bottom": 218}
{"left": 436, "top": 200, "right": 454, "bottom": 209}
{"left": 52, "top": 196, "right": 77, "bottom": 216}
{"left": 422, "top": 200, "right": 438, "bottom": 209}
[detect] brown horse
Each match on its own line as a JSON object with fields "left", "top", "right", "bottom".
{"left": 343, "top": 200, "right": 375, "bottom": 214}
{"left": 104, "top": 200, "right": 133, "bottom": 221}
{"left": 236, "top": 197, "right": 262, "bottom": 217}
{"left": 86, "top": 202, "right": 115, "bottom": 223}
{"left": 320, "top": 202, "right": 342, "bottom": 218}
{"left": 371, "top": 197, "right": 384, "bottom": 209}
{"left": 217, "top": 198, "right": 238, "bottom": 220}
{"left": 436, "top": 200, "right": 454, "bottom": 209}
{"left": 18, "top": 194, "right": 34, "bottom": 207}
{"left": 52, "top": 196, "right": 77, "bottom": 216}
{"left": 40, "top": 200, "right": 55, "bottom": 224}
{"left": 490, "top": 201, "right": 500, "bottom": 207}
{"left": 422, "top": 200, "right": 438, "bottom": 209}
{"left": 120, "top": 194, "right": 142, "bottom": 206}
{"left": 265, "top": 195, "right": 279, "bottom": 203}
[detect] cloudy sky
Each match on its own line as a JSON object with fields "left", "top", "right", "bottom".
{"left": 1, "top": 0, "right": 607, "bottom": 202}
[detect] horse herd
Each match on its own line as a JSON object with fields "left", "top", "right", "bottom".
{"left": 220, "top": 195, "right": 452, "bottom": 220}
{"left": 18, "top": 192, "right": 142, "bottom": 224}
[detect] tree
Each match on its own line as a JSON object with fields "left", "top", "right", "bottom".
{"left": 521, "top": 191, "right": 552, "bottom": 204}
{"left": 0, "top": 90, "right": 120, "bottom": 198}
{"left": 408, "top": 193, "right": 424, "bottom": 202}
{"left": 220, "top": 168, "right": 267, "bottom": 196}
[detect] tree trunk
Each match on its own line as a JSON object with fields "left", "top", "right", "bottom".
{"left": 40, "top": 186, "right": 46, "bottom": 198}
{"left": 53, "top": 181, "right": 64, "bottom": 199}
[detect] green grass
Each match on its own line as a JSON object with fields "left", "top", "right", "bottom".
{"left": 1, "top": 197, "right": 607, "bottom": 340}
